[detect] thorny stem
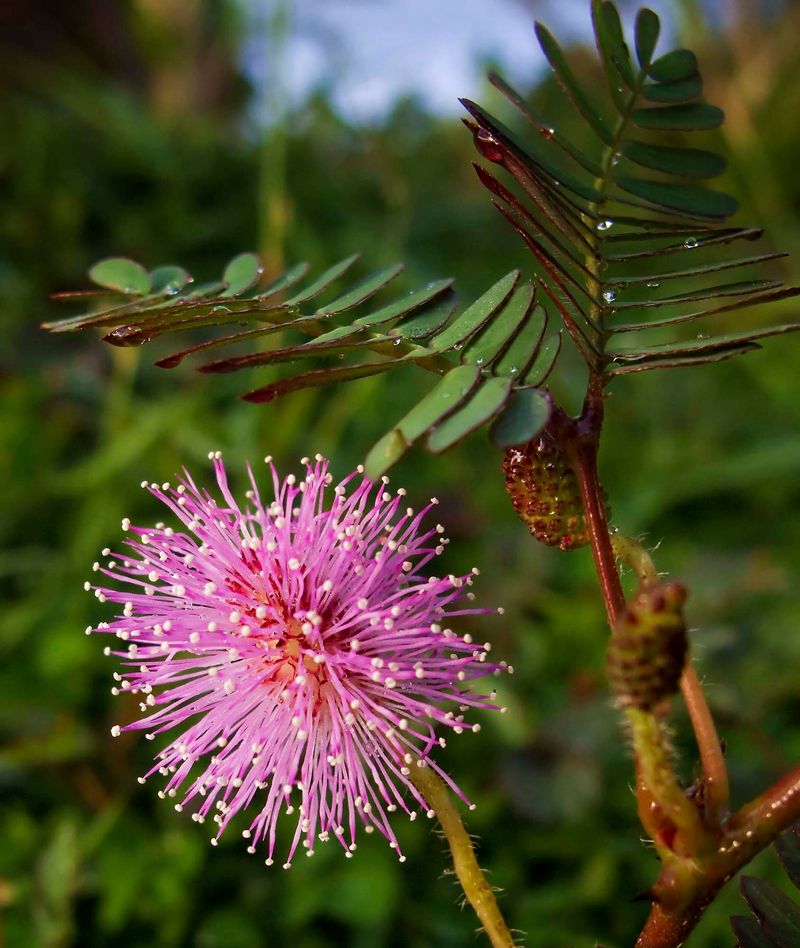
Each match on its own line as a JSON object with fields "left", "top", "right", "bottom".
{"left": 410, "top": 763, "right": 516, "bottom": 948}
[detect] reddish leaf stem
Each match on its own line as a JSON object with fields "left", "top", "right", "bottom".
{"left": 680, "top": 664, "right": 730, "bottom": 827}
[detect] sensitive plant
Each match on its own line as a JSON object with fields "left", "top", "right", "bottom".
{"left": 46, "top": 3, "right": 800, "bottom": 947}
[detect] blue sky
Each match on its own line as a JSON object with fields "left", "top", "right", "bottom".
{"left": 245, "top": 0, "right": 693, "bottom": 124}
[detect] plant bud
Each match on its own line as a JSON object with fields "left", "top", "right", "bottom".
{"left": 501, "top": 412, "right": 600, "bottom": 551}
{"left": 606, "top": 582, "right": 688, "bottom": 711}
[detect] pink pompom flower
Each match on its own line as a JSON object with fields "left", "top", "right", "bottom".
{"left": 87, "top": 453, "right": 508, "bottom": 867}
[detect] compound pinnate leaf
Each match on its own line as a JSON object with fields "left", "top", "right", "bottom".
{"left": 88, "top": 257, "right": 151, "bottom": 295}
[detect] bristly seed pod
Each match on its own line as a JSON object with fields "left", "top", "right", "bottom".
{"left": 606, "top": 583, "right": 688, "bottom": 711}
{"left": 501, "top": 410, "right": 603, "bottom": 551}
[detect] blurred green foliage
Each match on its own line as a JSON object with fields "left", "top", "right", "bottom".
{"left": 2, "top": 2, "right": 800, "bottom": 946}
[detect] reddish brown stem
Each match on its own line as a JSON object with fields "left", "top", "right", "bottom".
{"left": 637, "top": 765, "right": 800, "bottom": 947}
{"left": 572, "top": 393, "right": 624, "bottom": 627}
{"left": 680, "top": 664, "right": 730, "bottom": 827}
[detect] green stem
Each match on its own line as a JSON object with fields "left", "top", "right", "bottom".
{"left": 410, "top": 763, "right": 516, "bottom": 948}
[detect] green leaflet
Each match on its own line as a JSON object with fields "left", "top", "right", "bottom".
{"left": 149, "top": 266, "right": 192, "bottom": 295}
{"left": 632, "top": 103, "right": 725, "bottom": 130}
{"left": 284, "top": 254, "right": 361, "bottom": 305}
{"left": 730, "top": 914, "right": 774, "bottom": 948}
{"left": 316, "top": 263, "right": 404, "bottom": 314}
{"left": 612, "top": 174, "right": 738, "bottom": 219}
{"left": 363, "top": 364, "right": 483, "bottom": 476}
{"left": 462, "top": 284, "right": 536, "bottom": 367}
{"left": 396, "top": 364, "right": 481, "bottom": 442}
{"left": 431, "top": 271, "right": 520, "bottom": 352}
{"left": 221, "top": 253, "right": 264, "bottom": 297}
{"left": 647, "top": 49, "right": 698, "bottom": 81}
{"left": 534, "top": 21, "right": 614, "bottom": 145}
{"left": 489, "top": 387, "right": 552, "bottom": 448}
{"left": 777, "top": 824, "right": 800, "bottom": 889}
{"left": 740, "top": 876, "right": 800, "bottom": 946}
{"left": 88, "top": 258, "right": 151, "bottom": 295}
{"left": 634, "top": 8, "right": 660, "bottom": 67}
{"left": 354, "top": 279, "right": 453, "bottom": 327}
{"left": 620, "top": 141, "right": 725, "bottom": 178}
{"left": 641, "top": 74, "right": 702, "bottom": 103}
{"left": 591, "top": 0, "right": 636, "bottom": 92}
{"left": 427, "top": 377, "right": 512, "bottom": 453}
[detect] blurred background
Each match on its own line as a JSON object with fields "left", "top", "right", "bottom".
{"left": 2, "top": 1, "right": 800, "bottom": 945}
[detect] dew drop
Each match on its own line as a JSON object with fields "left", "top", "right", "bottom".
{"left": 646, "top": 281, "right": 660, "bottom": 288}
{"left": 611, "top": 152, "right": 621, "bottom": 166}
{"left": 164, "top": 282, "right": 181, "bottom": 296}
{"left": 696, "top": 332, "right": 709, "bottom": 340}
{"left": 684, "top": 237, "right": 699, "bottom": 249}
{"left": 596, "top": 219, "right": 613, "bottom": 231}
{"left": 392, "top": 337, "right": 402, "bottom": 346}
{"left": 453, "top": 342, "right": 464, "bottom": 351}
{"left": 509, "top": 366, "right": 518, "bottom": 375}
{"left": 540, "top": 126, "right": 555, "bottom": 140}
{"left": 474, "top": 128, "right": 504, "bottom": 163}
{"left": 602, "top": 289, "right": 617, "bottom": 303}
{"left": 475, "top": 357, "right": 485, "bottom": 366}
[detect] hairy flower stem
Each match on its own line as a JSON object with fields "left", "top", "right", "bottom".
{"left": 410, "top": 763, "right": 515, "bottom": 948}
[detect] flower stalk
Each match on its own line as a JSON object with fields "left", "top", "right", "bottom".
{"left": 410, "top": 762, "right": 516, "bottom": 948}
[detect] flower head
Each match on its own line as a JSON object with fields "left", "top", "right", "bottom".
{"left": 88, "top": 453, "right": 507, "bottom": 866}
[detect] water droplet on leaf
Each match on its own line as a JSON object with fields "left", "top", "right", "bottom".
{"left": 602, "top": 289, "right": 617, "bottom": 303}
{"left": 646, "top": 281, "right": 660, "bottom": 288}
{"left": 474, "top": 128, "right": 504, "bottom": 163}
{"left": 611, "top": 152, "right": 621, "bottom": 166}
{"left": 596, "top": 219, "right": 613, "bottom": 231}
{"left": 684, "top": 237, "right": 699, "bottom": 249}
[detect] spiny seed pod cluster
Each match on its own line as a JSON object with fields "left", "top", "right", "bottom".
{"left": 501, "top": 412, "right": 599, "bottom": 551}
{"left": 606, "top": 582, "right": 688, "bottom": 711}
